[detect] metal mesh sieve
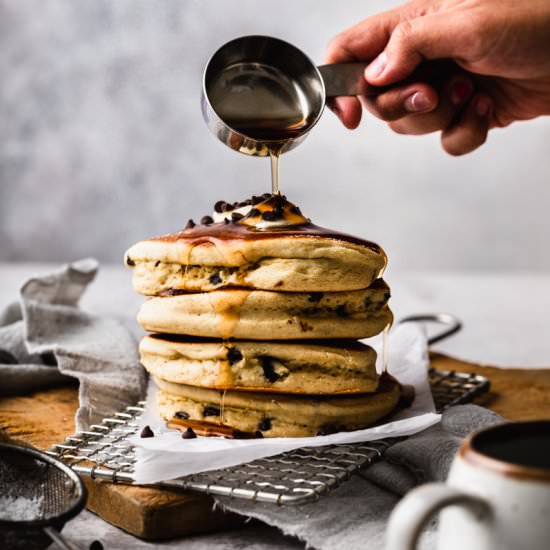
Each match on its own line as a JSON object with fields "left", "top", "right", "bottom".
{"left": 0, "top": 443, "right": 86, "bottom": 550}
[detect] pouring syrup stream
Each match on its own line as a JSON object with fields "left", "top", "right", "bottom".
{"left": 269, "top": 151, "right": 280, "bottom": 195}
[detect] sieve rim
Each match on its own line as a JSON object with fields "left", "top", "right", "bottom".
{"left": 0, "top": 442, "right": 87, "bottom": 529}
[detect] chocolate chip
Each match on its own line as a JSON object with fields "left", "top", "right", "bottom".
{"left": 125, "top": 256, "right": 135, "bottom": 267}
{"left": 227, "top": 347, "right": 243, "bottom": 364}
{"left": 308, "top": 292, "right": 323, "bottom": 303}
{"left": 262, "top": 193, "right": 271, "bottom": 199}
{"left": 290, "top": 205, "right": 302, "bottom": 215}
{"left": 140, "top": 425, "right": 154, "bottom": 438}
{"left": 154, "top": 260, "right": 160, "bottom": 267}
{"left": 261, "top": 210, "right": 276, "bottom": 221}
{"left": 203, "top": 405, "right": 220, "bottom": 417}
{"left": 185, "top": 219, "right": 196, "bottom": 229}
{"left": 247, "top": 208, "right": 261, "bottom": 217}
{"left": 231, "top": 212, "right": 244, "bottom": 222}
{"left": 214, "top": 200, "right": 227, "bottom": 213}
{"left": 259, "top": 356, "right": 280, "bottom": 383}
{"left": 209, "top": 272, "right": 222, "bottom": 286}
{"left": 255, "top": 431, "right": 264, "bottom": 438}
{"left": 224, "top": 218, "right": 230, "bottom": 224}
{"left": 201, "top": 215, "right": 214, "bottom": 225}
{"left": 251, "top": 195, "right": 263, "bottom": 205}
{"left": 258, "top": 418, "right": 272, "bottom": 431}
{"left": 336, "top": 304, "right": 348, "bottom": 317}
{"left": 174, "top": 411, "right": 189, "bottom": 419}
{"left": 238, "top": 200, "right": 252, "bottom": 207}
{"left": 182, "top": 427, "right": 197, "bottom": 439}
{"left": 89, "top": 541, "right": 104, "bottom": 550}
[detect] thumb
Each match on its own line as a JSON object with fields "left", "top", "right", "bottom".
{"left": 365, "top": 14, "right": 460, "bottom": 85}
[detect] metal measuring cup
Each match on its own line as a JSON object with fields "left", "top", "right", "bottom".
{"left": 201, "top": 35, "right": 372, "bottom": 156}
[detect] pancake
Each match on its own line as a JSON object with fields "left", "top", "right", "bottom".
{"left": 140, "top": 334, "right": 379, "bottom": 394}
{"left": 137, "top": 282, "right": 392, "bottom": 340}
{"left": 155, "top": 373, "right": 401, "bottom": 438}
{"left": 125, "top": 195, "right": 387, "bottom": 294}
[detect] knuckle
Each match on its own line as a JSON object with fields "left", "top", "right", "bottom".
{"left": 393, "top": 19, "right": 416, "bottom": 44}
{"left": 326, "top": 31, "right": 351, "bottom": 59}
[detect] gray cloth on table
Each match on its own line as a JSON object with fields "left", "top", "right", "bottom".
{"left": 216, "top": 404, "right": 503, "bottom": 550}
{"left": 0, "top": 259, "right": 146, "bottom": 431}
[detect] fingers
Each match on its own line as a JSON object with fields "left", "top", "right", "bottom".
{"left": 324, "top": 8, "right": 402, "bottom": 64}
{"left": 441, "top": 94, "right": 493, "bottom": 156}
{"left": 366, "top": 14, "right": 462, "bottom": 86}
{"left": 361, "top": 82, "right": 439, "bottom": 121}
{"left": 387, "top": 75, "right": 474, "bottom": 135}
{"left": 327, "top": 97, "right": 362, "bottom": 129}
{"left": 361, "top": 74, "right": 472, "bottom": 134}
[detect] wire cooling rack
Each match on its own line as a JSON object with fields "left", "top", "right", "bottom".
{"left": 47, "top": 367, "right": 490, "bottom": 505}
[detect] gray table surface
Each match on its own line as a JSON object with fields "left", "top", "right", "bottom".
{"left": 1, "top": 262, "right": 549, "bottom": 549}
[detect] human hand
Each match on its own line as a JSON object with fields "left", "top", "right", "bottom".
{"left": 325, "top": 0, "right": 550, "bottom": 155}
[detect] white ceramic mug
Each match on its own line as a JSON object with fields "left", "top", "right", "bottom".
{"left": 386, "top": 420, "right": 550, "bottom": 550}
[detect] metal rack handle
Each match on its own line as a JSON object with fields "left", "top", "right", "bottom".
{"left": 398, "top": 313, "right": 462, "bottom": 346}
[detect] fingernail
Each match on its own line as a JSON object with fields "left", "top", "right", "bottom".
{"left": 451, "top": 80, "right": 472, "bottom": 104}
{"left": 405, "top": 91, "right": 433, "bottom": 112}
{"left": 476, "top": 96, "right": 492, "bottom": 117}
{"left": 366, "top": 52, "right": 388, "bottom": 79}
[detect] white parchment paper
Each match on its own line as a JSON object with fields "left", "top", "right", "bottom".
{"left": 132, "top": 323, "right": 440, "bottom": 483}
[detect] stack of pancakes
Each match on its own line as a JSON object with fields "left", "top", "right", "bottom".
{"left": 125, "top": 195, "right": 400, "bottom": 437}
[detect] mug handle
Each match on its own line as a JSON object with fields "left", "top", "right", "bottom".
{"left": 386, "top": 483, "right": 490, "bottom": 550}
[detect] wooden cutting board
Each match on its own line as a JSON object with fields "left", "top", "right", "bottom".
{"left": 1, "top": 354, "right": 549, "bottom": 540}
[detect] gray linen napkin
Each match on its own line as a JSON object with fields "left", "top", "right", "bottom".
{"left": 216, "top": 404, "right": 503, "bottom": 550}
{"left": 0, "top": 259, "right": 146, "bottom": 430}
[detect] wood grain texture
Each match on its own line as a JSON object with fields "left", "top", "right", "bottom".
{"left": 0, "top": 383, "right": 241, "bottom": 540}
{"left": 430, "top": 353, "right": 550, "bottom": 420}
{"left": 1, "top": 354, "right": 549, "bottom": 539}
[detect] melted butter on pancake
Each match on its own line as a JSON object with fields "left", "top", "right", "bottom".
{"left": 150, "top": 194, "right": 384, "bottom": 255}
{"left": 212, "top": 194, "right": 309, "bottom": 228}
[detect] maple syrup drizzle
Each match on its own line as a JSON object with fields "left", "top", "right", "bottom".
{"left": 269, "top": 150, "right": 280, "bottom": 195}
{"left": 182, "top": 242, "right": 197, "bottom": 283}
{"left": 209, "top": 290, "right": 250, "bottom": 339}
{"left": 216, "top": 359, "right": 234, "bottom": 387}
{"left": 382, "top": 324, "right": 390, "bottom": 373}
{"left": 154, "top": 215, "right": 384, "bottom": 257}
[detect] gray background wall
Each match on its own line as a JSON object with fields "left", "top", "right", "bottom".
{"left": 1, "top": 0, "right": 549, "bottom": 272}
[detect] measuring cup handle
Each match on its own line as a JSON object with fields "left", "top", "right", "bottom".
{"left": 318, "top": 63, "right": 377, "bottom": 97}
